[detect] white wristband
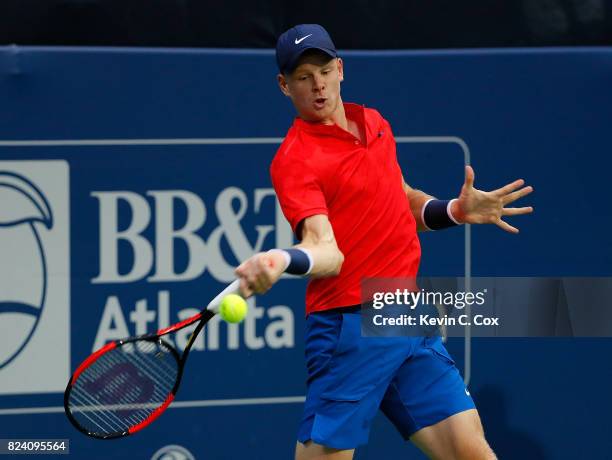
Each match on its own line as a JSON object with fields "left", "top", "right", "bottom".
{"left": 270, "top": 249, "right": 291, "bottom": 271}
{"left": 447, "top": 199, "right": 462, "bottom": 225}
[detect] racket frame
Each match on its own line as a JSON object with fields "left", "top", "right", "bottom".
{"left": 64, "top": 308, "right": 215, "bottom": 439}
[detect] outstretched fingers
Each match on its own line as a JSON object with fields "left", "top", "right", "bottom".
{"left": 494, "top": 178, "right": 525, "bottom": 196}
{"left": 502, "top": 206, "right": 534, "bottom": 216}
{"left": 502, "top": 185, "right": 533, "bottom": 205}
{"left": 464, "top": 165, "right": 475, "bottom": 189}
{"left": 496, "top": 218, "right": 520, "bottom": 234}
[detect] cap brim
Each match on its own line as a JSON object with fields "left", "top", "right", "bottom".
{"left": 283, "top": 46, "right": 337, "bottom": 74}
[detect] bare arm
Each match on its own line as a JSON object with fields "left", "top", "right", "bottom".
{"left": 402, "top": 166, "right": 534, "bottom": 234}
{"left": 295, "top": 214, "right": 344, "bottom": 277}
{"left": 401, "top": 175, "right": 435, "bottom": 232}
{"left": 235, "top": 214, "right": 344, "bottom": 297}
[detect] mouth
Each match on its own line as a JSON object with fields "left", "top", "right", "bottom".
{"left": 313, "top": 98, "right": 327, "bottom": 109}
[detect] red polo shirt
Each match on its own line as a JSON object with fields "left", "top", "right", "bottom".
{"left": 270, "top": 103, "right": 421, "bottom": 314}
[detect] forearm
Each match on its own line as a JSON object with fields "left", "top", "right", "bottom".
{"left": 406, "top": 187, "right": 435, "bottom": 231}
{"left": 288, "top": 214, "right": 344, "bottom": 278}
{"left": 236, "top": 214, "right": 343, "bottom": 297}
{"left": 294, "top": 240, "right": 344, "bottom": 278}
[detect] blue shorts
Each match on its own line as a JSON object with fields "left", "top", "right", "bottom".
{"left": 297, "top": 307, "right": 475, "bottom": 450}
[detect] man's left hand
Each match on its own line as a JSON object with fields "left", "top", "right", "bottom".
{"left": 451, "top": 166, "right": 534, "bottom": 233}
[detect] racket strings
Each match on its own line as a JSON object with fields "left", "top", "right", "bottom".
{"left": 67, "top": 339, "right": 179, "bottom": 436}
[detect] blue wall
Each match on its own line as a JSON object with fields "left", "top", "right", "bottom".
{"left": 1, "top": 46, "right": 611, "bottom": 459}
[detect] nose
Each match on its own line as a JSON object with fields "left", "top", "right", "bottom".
{"left": 312, "top": 73, "right": 325, "bottom": 92}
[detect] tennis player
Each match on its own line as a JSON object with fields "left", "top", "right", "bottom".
{"left": 235, "top": 24, "right": 533, "bottom": 460}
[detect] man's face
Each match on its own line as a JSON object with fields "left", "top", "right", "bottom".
{"left": 278, "top": 51, "right": 344, "bottom": 124}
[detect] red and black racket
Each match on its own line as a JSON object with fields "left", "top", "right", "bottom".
{"left": 64, "top": 280, "right": 241, "bottom": 439}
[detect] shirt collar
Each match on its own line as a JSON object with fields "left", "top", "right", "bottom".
{"left": 293, "top": 102, "right": 367, "bottom": 140}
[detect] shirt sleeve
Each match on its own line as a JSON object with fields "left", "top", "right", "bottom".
{"left": 382, "top": 117, "right": 404, "bottom": 181}
{"left": 270, "top": 152, "right": 328, "bottom": 238}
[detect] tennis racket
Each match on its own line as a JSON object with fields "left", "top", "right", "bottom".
{"left": 64, "top": 280, "right": 241, "bottom": 439}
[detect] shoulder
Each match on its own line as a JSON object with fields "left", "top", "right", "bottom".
{"left": 271, "top": 125, "right": 317, "bottom": 175}
{"left": 364, "top": 106, "right": 383, "bottom": 119}
{"left": 362, "top": 106, "right": 394, "bottom": 141}
{"left": 364, "top": 106, "right": 391, "bottom": 129}
{"left": 274, "top": 125, "right": 300, "bottom": 159}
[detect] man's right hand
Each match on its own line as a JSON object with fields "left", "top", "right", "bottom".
{"left": 235, "top": 214, "right": 344, "bottom": 297}
{"left": 234, "top": 250, "right": 287, "bottom": 297}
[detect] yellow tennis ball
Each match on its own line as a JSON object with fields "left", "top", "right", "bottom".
{"left": 219, "top": 294, "right": 248, "bottom": 323}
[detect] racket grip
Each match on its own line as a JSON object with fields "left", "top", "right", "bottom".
{"left": 206, "top": 279, "right": 242, "bottom": 313}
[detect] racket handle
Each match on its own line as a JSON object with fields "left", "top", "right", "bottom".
{"left": 206, "top": 279, "right": 241, "bottom": 313}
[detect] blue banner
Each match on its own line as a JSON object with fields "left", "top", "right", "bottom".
{"left": 1, "top": 46, "right": 611, "bottom": 459}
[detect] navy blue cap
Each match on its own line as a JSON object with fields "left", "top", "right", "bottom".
{"left": 276, "top": 24, "right": 337, "bottom": 74}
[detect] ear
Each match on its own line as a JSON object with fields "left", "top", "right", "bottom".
{"left": 277, "top": 73, "right": 291, "bottom": 97}
{"left": 337, "top": 58, "right": 344, "bottom": 83}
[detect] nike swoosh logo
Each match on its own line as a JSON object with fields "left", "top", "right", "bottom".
{"left": 295, "top": 34, "right": 312, "bottom": 45}
{"left": 465, "top": 388, "right": 471, "bottom": 396}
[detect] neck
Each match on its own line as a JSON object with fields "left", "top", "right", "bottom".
{"left": 323, "top": 98, "right": 347, "bottom": 129}
{"left": 300, "top": 98, "right": 347, "bottom": 128}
